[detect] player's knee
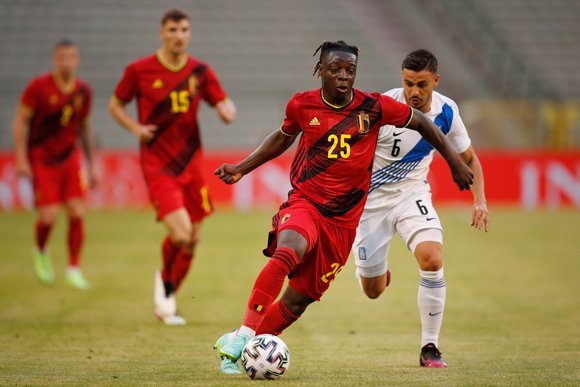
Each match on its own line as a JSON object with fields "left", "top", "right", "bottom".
{"left": 419, "top": 251, "right": 442, "bottom": 271}
{"left": 171, "top": 232, "right": 193, "bottom": 250}
{"left": 363, "top": 284, "right": 385, "bottom": 299}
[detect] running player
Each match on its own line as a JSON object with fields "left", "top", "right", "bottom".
{"left": 109, "top": 8, "right": 236, "bottom": 325}
{"left": 13, "top": 39, "right": 97, "bottom": 290}
{"left": 352, "top": 49, "right": 490, "bottom": 368}
{"left": 213, "top": 41, "right": 474, "bottom": 374}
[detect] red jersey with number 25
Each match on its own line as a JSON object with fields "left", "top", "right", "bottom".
{"left": 21, "top": 73, "right": 92, "bottom": 165}
{"left": 281, "top": 88, "right": 412, "bottom": 228}
{"left": 114, "top": 53, "right": 228, "bottom": 181}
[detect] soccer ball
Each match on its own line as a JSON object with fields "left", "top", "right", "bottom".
{"left": 241, "top": 334, "right": 290, "bottom": 380}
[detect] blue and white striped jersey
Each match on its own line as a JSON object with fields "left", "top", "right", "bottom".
{"left": 365, "top": 88, "right": 471, "bottom": 209}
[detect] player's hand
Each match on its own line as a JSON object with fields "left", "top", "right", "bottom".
{"left": 471, "top": 202, "right": 489, "bottom": 232}
{"left": 88, "top": 163, "right": 100, "bottom": 189}
{"left": 214, "top": 163, "right": 243, "bottom": 184}
{"left": 135, "top": 124, "right": 158, "bottom": 143}
{"left": 216, "top": 98, "right": 236, "bottom": 124}
{"left": 15, "top": 158, "right": 33, "bottom": 179}
{"left": 450, "top": 161, "right": 473, "bottom": 191}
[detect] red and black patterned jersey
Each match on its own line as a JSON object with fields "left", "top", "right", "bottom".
{"left": 281, "top": 88, "right": 412, "bottom": 228}
{"left": 114, "top": 52, "right": 228, "bottom": 181}
{"left": 21, "top": 73, "right": 92, "bottom": 165}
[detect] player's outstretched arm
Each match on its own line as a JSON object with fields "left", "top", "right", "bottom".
{"left": 215, "top": 129, "right": 297, "bottom": 184}
{"left": 460, "top": 145, "right": 489, "bottom": 232}
{"left": 12, "top": 104, "right": 33, "bottom": 179}
{"left": 79, "top": 116, "right": 100, "bottom": 188}
{"left": 407, "top": 109, "right": 473, "bottom": 191}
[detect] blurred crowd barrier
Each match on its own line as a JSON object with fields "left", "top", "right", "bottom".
{"left": 461, "top": 100, "right": 580, "bottom": 150}
{"left": 0, "top": 149, "right": 578, "bottom": 212}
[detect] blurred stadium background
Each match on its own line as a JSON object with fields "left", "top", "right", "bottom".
{"left": 0, "top": 0, "right": 578, "bottom": 211}
{"left": 0, "top": 2, "right": 579, "bottom": 384}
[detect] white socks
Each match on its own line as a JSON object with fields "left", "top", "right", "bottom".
{"left": 237, "top": 325, "right": 256, "bottom": 338}
{"left": 418, "top": 268, "right": 446, "bottom": 347}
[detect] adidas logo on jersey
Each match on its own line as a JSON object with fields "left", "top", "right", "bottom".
{"left": 309, "top": 117, "right": 320, "bottom": 126}
{"left": 152, "top": 79, "right": 164, "bottom": 89}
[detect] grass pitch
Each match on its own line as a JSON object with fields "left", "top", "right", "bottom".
{"left": 0, "top": 207, "right": 579, "bottom": 386}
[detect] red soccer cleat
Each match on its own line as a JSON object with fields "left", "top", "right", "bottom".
{"left": 420, "top": 343, "right": 447, "bottom": 368}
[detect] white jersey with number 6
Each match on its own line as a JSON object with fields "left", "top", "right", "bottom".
{"left": 365, "top": 88, "right": 471, "bottom": 210}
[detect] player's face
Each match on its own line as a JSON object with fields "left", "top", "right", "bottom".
{"left": 52, "top": 46, "right": 80, "bottom": 76}
{"left": 160, "top": 19, "right": 191, "bottom": 55}
{"left": 319, "top": 51, "right": 357, "bottom": 104}
{"left": 401, "top": 68, "right": 440, "bottom": 113}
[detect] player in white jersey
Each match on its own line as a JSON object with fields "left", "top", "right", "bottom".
{"left": 352, "top": 49, "right": 489, "bottom": 368}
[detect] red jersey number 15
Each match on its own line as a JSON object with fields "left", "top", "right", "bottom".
{"left": 170, "top": 90, "right": 190, "bottom": 113}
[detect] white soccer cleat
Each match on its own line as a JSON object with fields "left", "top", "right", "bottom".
{"left": 153, "top": 271, "right": 186, "bottom": 325}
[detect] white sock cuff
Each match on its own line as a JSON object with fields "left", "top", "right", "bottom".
{"left": 420, "top": 268, "right": 444, "bottom": 281}
{"left": 238, "top": 325, "right": 256, "bottom": 338}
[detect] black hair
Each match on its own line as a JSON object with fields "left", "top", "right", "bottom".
{"left": 53, "top": 39, "right": 76, "bottom": 50}
{"left": 401, "top": 49, "right": 438, "bottom": 73}
{"left": 312, "top": 40, "right": 359, "bottom": 76}
{"left": 161, "top": 8, "right": 189, "bottom": 25}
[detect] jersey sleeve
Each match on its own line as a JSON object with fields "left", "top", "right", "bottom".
{"left": 200, "top": 65, "right": 227, "bottom": 106}
{"left": 114, "top": 64, "right": 138, "bottom": 103}
{"left": 379, "top": 94, "right": 412, "bottom": 128}
{"left": 20, "top": 78, "right": 40, "bottom": 111}
{"left": 447, "top": 101, "right": 471, "bottom": 153}
{"left": 280, "top": 95, "right": 302, "bottom": 136}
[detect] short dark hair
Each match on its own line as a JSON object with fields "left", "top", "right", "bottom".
{"left": 313, "top": 40, "right": 359, "bottom": 76}
{"left": 161, "top": 8, "right": 189, "bottom": 25}
{"left": 53, "top": 39, "right": 76, "bottom": 51}
{"left": 402, "top": 49, "right": 438, "bottom": 73}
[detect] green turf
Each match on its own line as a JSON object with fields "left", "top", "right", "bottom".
{"left": 1, "top": 207, "right": 579, "bottom": 385}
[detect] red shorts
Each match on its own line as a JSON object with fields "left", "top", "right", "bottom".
{"left": 264, "top": 195, "right": 356, "bottom": 301}
{"left": 146, "top": 174, "right": 213, "bottom": 222}
{"left": 30, "top": 152, "right": 87, "bottom": 207}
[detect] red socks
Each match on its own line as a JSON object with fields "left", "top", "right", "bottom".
{"left": 161, "top": 236, "right": 194, "bottom": 294}
{"left": 243, "top": 247, "right": 299, "bottom": 330}
{"left": 161, "top": 236, "right": 179, "bottom": 284}
{"left": 35, "top": 221, "right": 52, "bottom": 252}
{"left": 67, "top": 217, "right": 84, "bottom": 267}
{"left": 171, "top": 250, "right": 193, "bottom": 292}
{"left": 256, "top": 300, "right": 300, "bottom": 336}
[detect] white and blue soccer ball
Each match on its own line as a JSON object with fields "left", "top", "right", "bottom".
{"left": 241, "top": 334, "right": 290, "bottom": 380}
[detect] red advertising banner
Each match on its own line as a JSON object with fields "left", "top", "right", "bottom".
{"left": 0, "top": 150, "right": 578, "bottom": 211}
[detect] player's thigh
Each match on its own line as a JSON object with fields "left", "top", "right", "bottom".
{"left": 147, "top": 176, "right": 185, "bottom": 221}
{"left": 37, "top": 203, "right": 60, "bottom": 224}
{"left": 64, "top": 197, "right": 85, "bottom": 218}
{"left": 63, "top": 160, "right": 88, "bottom": 204}
{"left": 352, "top": 208, "right": 394, "bottom": 277}
{"left": 162, "top": 208, "right": 193, "bottom": 244}
{"left": 396, "top": 192, "right": 442, "bottom": 250}
{"left": 289, "top": 221, "right": 355, "bottom": 301}
{"left": 31, "top": 163, "right": 62, "bottom": 207}
{"left": 183, "top": 180, "right": 213, "bottom": 222}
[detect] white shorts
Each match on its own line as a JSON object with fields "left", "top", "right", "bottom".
{"left": 352, "top": 186, "right": 443, "bottom": 278}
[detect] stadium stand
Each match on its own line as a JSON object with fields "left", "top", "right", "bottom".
{"left": 0, "top": 0, "right": 578, "bottom": 149}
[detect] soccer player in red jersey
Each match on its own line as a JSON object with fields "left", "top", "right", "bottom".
{"left": 109, "top": 8, "right": 236, "bottom": 325}
{"left": 213, "top": 40, "right": 474, "bottom": 374}
{"left": 12, "top": 40, "right": 98, "bottom": 290}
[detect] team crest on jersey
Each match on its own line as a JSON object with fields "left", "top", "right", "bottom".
{"left": 49, "top": 94, "right": 59, "bottom": 105}
{"left": 74, "top": 95, "right": 83, "bottom": 111}
{"left": 188, "top": 76, "right": 198, "bottom": 93}
{"left": 357, "top": 111, "right": 370, "bottom": 133}
{"left": 309, "top": 117, "right": 320, "bottom": 126}
{"left": 281, "top": 213, "right": 291, "bottom": 224}
{"left": 152, "top": 79, "right": 164, "bottom": 89}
